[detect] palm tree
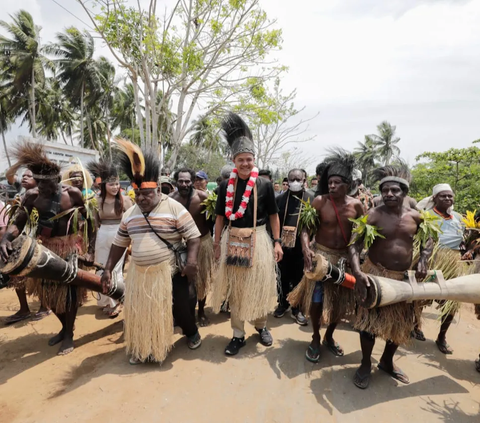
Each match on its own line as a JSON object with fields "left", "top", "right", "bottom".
{"left": 0, "top": 10, "right": 52, "bottom": 137}
{"left": 0, "top": 97, "right": 12, "bottom": 166}
{"left": 36, "top": 78, "right": 76, "bottom": 144}
{"left": 48, "top": 27, "right": 101, "bottom": 147}
{"left": 189, "top": 115, "right": 225, "bottom": 161}
{"left": 112, "top": 83, "right": 141, "bottom": 140}
{"left": 369, "top": 121, "right": 401, "bottom": 165}
{"left": 354, "top": 135, "right": 379, "bottom": 186}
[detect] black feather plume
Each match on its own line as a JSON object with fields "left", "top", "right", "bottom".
{"left": 222, "top": 113, "right": 253, "bottom": 147}
{"left": 371, "top": 160, "right": 411, "bottom": 185}
{"left": 318, "top": 147, "right": 357, "bottom": 195}
{"left": 87, "top": 158, "right": 118, "bottom": 182}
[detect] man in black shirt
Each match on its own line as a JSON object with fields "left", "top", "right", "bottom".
{"left": 212, "top": 113, "right": 283, "bottom": 356}
{"left": 274, "top": 169, "right": 313, "bottom": 325}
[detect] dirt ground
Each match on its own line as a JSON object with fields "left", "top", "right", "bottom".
{"left": 0, "top": 289, "right": 479, "bottom": 423}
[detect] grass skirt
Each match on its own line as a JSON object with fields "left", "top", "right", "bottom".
{"left": 196, "top": 234, "right": 215, "bottom": 300}
{"left": 287, "top": 243, "right": 355, "bottom": 323}
{"left": 211, "top": 225, "right": 277, "bottom": 322}
{"left": 8, "top": 276, "right": 28, "bottom": 290}
{"left": 355, "top": 258, "right": 420, "bottom": 345}
{"left": 124, "top": 261, "right": 173, "bottom": 362}
{"left": 27, "top": 234, "right": 86, "bottom": 314}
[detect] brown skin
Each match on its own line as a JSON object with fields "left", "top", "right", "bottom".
{"left": 374, "top": 194, "right": 417, "bottom": 209}
{"left": 213, "top": 153, "right": 283, "bottom": 263}
{"left": 171, "top": 172, "right": 210, "bottom": 326}
{"left": 301, "top": 176, "right": 364, "bottom": 357}
{"left": 194, "top": 178, "right": 207, "bottom": 191}
{"left": 69, "top": 171, "right": 85, "bottom": 192}
{"left": 349, "top": 182, "right": 432, "bottom": 387}
{"left": 0, "top": 179, "right": 95, "bottom": 355}
{"left": 101, "top": 187, "right": 200, "bottom": 294}
{"left": 6, "top": 170, "right": 50, "bottom": 321}
{"left": 432, "top": 189, "right": 455, "bottom": 354}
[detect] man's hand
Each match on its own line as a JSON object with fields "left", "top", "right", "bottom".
{"left": 303, "top": 248, "right": 315, "bottom": 272}
{"left": 416, "top": 257, "right": 428, "bottom": 281}
{"left": 182, "top": 262, "right": 198, "bottom": 282}
{"left": 354, "top": 271, "right": 370, "bottom": 304}
{"left": 214, "top": 243, "right": 221, "bottom": 261}
{"left": 274, "top": 243, "right": 283, "bottom": 262}
{"left": 100, "top": 270, "right": 112, "bottom": 294}
{"left": 462, "top": 250, "right": 474, "bottom": 261}
{"left": 0, "top": 239, "right": 13, "bottom": 262}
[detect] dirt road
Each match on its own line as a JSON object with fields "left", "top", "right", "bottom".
{"left": 0, "top": 290, "right": 479, "bottom": 423}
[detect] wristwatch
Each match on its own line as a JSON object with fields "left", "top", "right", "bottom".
{"left": 274, "top": 238, "right": 282, "bottom": 244}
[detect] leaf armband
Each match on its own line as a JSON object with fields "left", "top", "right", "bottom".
{"left": 348, "top": 214, "right": 385, "bottom": 250}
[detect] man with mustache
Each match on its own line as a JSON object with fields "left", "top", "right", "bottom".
{"left": 171, "top": 168, "right": 214, "bottom": 326}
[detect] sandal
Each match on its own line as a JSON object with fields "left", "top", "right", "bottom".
{"left": 322, "top": 339, "right": 344, "bottom": 357}
{"left": 435, "top": 339, "right": 453, "bottom": 355}
{"left": 353, "top": 369, "right": 371, "bottom": 389}
{"left": 187, "top": 332, "right": 202, "bottom": 350}
{"left": 5, "top": 313, "right": 31, "bottom": 325}
{"left": 31, "top": 310, "right": 52, "bottom": 321}
{"left": 108, "top": 305, "right": 122, "bottom": 319}
{"left": 305, "top": 345, "right": 320, "bottom": 363}
{"left": 377, "top": 363, "right": 410, "bottom": 384}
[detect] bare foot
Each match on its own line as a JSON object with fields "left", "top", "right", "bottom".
{"left": 5, "top": 311, "right": 31, "bottom": 325}
{"left": 57, "top": 337, "right": 74, "bottom": 355}
{"left": 198, "top": 313, "right": 210, "bottom": 327}
{"left": 48, "top": 331, "right": 65, "bottom": 346}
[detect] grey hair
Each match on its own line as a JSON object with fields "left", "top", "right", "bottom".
{"left": 220, "top": 164, "right": 234, "bottom": 179}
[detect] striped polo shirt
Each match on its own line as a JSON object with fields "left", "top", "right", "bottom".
{"left": 113, "top": 194, "right": 200, "bottom": 267}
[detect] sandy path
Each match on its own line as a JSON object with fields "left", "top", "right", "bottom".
{"left": 0, "top": 289, "right": 479, "bottom": 423}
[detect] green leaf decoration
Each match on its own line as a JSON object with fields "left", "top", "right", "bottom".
{"left": 414, "top": 209, "right": 442, "bottom": 247}
{"left": 295, "top": 197, "right": 319, "bottom": 237}
{"left": 201, "top": 191, "right": 217, "bottom": 221}
{"left": 348, "top": 214, "right": 385, "bottom": 250}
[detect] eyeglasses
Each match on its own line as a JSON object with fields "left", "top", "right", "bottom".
{"left": 282, "top": 182, "right": 288, "bottom": 186}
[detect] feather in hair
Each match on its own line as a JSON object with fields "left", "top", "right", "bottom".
{"left": 318, "top": 147, "right": 357, "bottom": 195}
{"left": 87, "top": 158, "right": 118, "bottom": 182}
{"left": 113, "top": 138, "right": 145, "bottom": 186}
{"left": 10, "top": 141, "right": 61, "bottom": 176}
{"left": 371, "top": 160, "right": 412, "bottom": 185}
{"left": 222, "top": 113, "right": 253, "bottom": 147}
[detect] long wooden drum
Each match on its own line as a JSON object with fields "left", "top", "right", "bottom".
{"left": 0, "top": 235, "right": 124, "bottom": 302}
{"left": 362, "top": 270, "right": 480, "bottom": 309}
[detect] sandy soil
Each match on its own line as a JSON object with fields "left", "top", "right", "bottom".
{"left": 0, "top": 289, "right": 479, "bottom": 423}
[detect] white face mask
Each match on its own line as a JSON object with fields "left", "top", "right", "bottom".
{"left": 289, "top": 181, "right": 303, "bottom": 192}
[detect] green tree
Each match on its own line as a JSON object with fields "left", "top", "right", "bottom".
{"left": 410, "top": 145, "right": 480, "bottom": 213}
{"left": 354, "top": 135, "right": 379, "bottom": 187}
{"left": 369, "top": 121, "right": 401, "bottom": 165}
{"left": 0, "top": 97, "right": 12, "bottom": 166}
{"left": 0, "top": 10, "right": 52, "bottom": 137}
{"left": 112, "top": 82, "right": 141, "bottom": 143}
{"left": 189, "top": 115, "right": 225, "bottom": 162}
{"left": 48, "top": 27, "right": 102, "bottom": 148}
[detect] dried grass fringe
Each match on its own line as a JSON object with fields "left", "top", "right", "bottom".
{"left": 355, "top": 258, "right": 419, "bottom": 345}
{"left": 124, "top": 261, "right": 173, "bottom": 362}
{"left": 28, "top": 234, "right": 87, "bottom": 314}
{"left": 287, "top": 243, "right": 355, "bottom": 322}
{"left": 211, "top": 225, "right": 277, "bottom": 322}
{"left": 8, "top": 276, "right": 27, "bottom": 290}
{"left": 196, "top": 234, "right": 215, "bottom": 300}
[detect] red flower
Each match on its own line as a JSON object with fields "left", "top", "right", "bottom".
{"left": 240, "top": 201, "right": 247, "bottom": 209}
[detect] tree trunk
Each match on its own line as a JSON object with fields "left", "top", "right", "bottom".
{"left": 30, "top": 67, "right": 37, "bottom": 138}
{"left": 61, "top": 132, "right": 68, "bottom": 145}
{"left": 80, "top": 81, "right": 85, "bottom": 148}
{"left": 131, "top": 75, "right": 144, "bottom": 147}
{"left": 1, "top": 131, "right": 11, "bottom": 167}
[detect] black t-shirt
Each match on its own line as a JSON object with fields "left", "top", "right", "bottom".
{"left": 276, "top": 189, "right": 314, "bottom": 253}
{"left": 216, "top": 176, "right": 279, "bottom": 228}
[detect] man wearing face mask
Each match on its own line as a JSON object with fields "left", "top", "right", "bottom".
{"left": 160, "top": 176, "right": 175, "bottom": 195}
{"left": 274, "top": 169, "right": 313, "bottom": 325}
{"left": 170, "top": 168, "right": 214, "bottom": 327}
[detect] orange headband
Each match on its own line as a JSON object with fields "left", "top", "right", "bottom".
{"left": 95, "top": 177, "right": 102, "bottom": 184}
{"left": 131, "top": 182, "right": 158, "bottom": 189}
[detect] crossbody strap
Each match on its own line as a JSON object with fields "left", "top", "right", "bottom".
{"left": 142, "top": 212, "right": 175, "bottom": 251}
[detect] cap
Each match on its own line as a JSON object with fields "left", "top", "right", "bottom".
{"left": 160, "top": 176, "right": 174, "bottom": 187}
{"left": 196, "top": 171, "right": 208, "bottom": 180}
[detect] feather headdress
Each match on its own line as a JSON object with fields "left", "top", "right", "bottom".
{"left": 372, "top": 161, "right": 411, "bottom": 191}
{"left": 9, "top": 142, "right": 61, "bottom": 180}
{"left": 114, "top": 138, "right": 159, "bottom": 189}
{"left": 62, "top": 162, "right": 93, "bottom": 190}
{"left": 319, "top": 148, "right": 357, "bottom": 195}
{"left": 87, "top": 158, "right": 118, "bottom": 184}
{"left": 222, "top": 113, "right": 255, "bottom": 158}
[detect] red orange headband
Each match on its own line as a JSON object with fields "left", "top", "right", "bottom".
{"left": 131, "top": 182, "right": 158, "bottom": 189}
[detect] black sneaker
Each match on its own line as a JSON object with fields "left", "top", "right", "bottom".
{"left": 274, "top": 304, "right": 288, "bottom": 318}
{"left": 225, "top": 337, "right": 246, "bottom": 355}
{"left": 292, "top": 310, "right": 308, "bottom": 326}
{"left": 257, "top": 327, "right": 273, "bottom": 346}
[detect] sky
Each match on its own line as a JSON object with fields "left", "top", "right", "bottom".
{"left": 2, "top": 0, "right": 480, "bottom": 172}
